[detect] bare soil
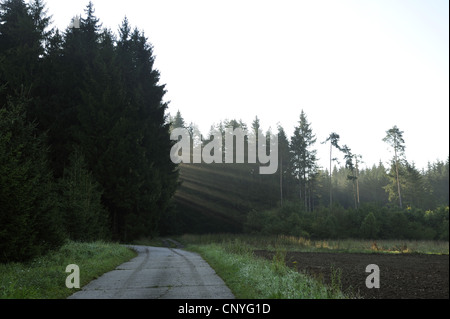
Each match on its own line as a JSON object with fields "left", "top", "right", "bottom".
{"left": 253, "top": 250, "right": 449, "bottom": 299}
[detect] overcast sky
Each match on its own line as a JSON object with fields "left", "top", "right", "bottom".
{"left": 43, "top": 0, "right": 449, "bottom": 171}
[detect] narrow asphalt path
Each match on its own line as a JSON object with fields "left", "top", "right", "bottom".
{"left": 68, "top": 245, "right": 235, "bottom": 299}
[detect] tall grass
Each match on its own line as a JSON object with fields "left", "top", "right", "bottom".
{"left": 179, "top": 233, "right": 449, "bottom": 254}
{"left": 189, "top": 241, "right": 347, "bottom": 299}
{"left": 0, "top": 241, "right": 136, "bottom": 299}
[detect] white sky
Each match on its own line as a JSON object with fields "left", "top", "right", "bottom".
{"left": 43, "top": 0, "right": 449, "bottom": 171}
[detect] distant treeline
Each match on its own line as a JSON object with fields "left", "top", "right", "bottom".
{"left": 169, "top": 110, "right": 449, "bottom": 240}
{"left": 1, "top": 1, "right": 177, "bottom": 262}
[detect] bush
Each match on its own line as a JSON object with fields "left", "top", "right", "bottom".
{"left": 360, "top": 212, "right": 379, "bottom": 239}
{"left": 244, "top": 197, "right": 448, "bottom": 241}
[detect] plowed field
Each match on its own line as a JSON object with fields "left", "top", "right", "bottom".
{"left": 253, "top": 250, "right": 449, "bottom": 299}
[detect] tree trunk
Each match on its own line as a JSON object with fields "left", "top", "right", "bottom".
{"left": 329, "top": 142, "right": 333, "bottom": 210}
{"left": 394, "top": 149, "right": 403, "bottom": 209}
{"left": 356, "top": 181, "right": 360, "bottom": 208}
{"left": 280, "top": 153, "right": 283, "bottom": 207}
{"left": 356, "top": 157, "right": 360, "bottom": 209}
{"left": 304, "top": 170, "right": 307, "bottom": 210}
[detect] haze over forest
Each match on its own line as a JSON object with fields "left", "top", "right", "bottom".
{"left": 0, "top": 1, "right": 448, "bottom": 263}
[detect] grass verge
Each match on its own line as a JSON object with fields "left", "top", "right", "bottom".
{"left": 0, "top": 241, "right": 137, "bottom": 299}
{"left": 187, "top": 240, "right": 348, "bottom": 299}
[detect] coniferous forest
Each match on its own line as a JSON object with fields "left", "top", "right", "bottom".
{"left": 0, "top": 1, "right": 177, "bottom": 262}
{"left": 0, "top": 1, "right": 448, "bottom": 263}
{"left": 169, "top": 110, "right": 449, "bottom": 241}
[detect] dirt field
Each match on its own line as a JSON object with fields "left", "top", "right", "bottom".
{"left": 253, "top": 250, "right": 449, "bottom": 299}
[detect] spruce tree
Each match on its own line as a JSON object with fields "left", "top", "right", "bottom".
{"left": 107, "top": 19, "right": 178, "bottom": 240}
{"left": 58, "top": 148, "right": 109, "bottom": 241}
{"left": 277, "top": 124, "right": 291, "bottom": 206}
{"left": 0, "top": 0, "right": 50, "bottom": 106}
{"left": 1, "top": 2, "right": 179, "bottom": 243}
{"left": 0, "top": 96, "right": 64, "bottom": 262}
{"left": 290, "top": 110, "right": 317, "bottom": 211}
{"left": 172, "top": 110, "right": 186, "bottom": 129}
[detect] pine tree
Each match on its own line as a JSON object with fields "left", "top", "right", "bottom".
{"left": 383, "top": 125, "right": 406, "bottom": 208}
{"left": 341, "top": 145, "right": 362, "bottom": 209}
{"left": 290, "top": 110, "right": 317, "bottom": 211}
{"left": 277, "top": 124, "right": 291, "bottom": 206}
{"left": 322, "top": 132, "right": 341, "bottom": 209}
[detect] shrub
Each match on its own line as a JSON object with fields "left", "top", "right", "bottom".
{"left": 360, "top": 212, "right": 379, "bottom": 239}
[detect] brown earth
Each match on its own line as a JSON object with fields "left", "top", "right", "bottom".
{"left": 253, "top": 250, "right": 449, "bottom": 299}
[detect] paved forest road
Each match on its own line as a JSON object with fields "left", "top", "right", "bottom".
{"left": 68, "top": 245, "right": 235, "bottom": 299}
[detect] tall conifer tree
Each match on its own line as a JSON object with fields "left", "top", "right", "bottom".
{"left": 383, "top": 125, "right": 406, "bottom": 208}
{"left": 290, "top": 110, "right": 317, "bottom": 211}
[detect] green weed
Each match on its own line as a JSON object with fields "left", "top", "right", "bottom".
{"left": 188, "top": 243, "right": 347, "bottom": 299}
{"left": 0, "top": 241, "right": 136, "bottom": 299}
